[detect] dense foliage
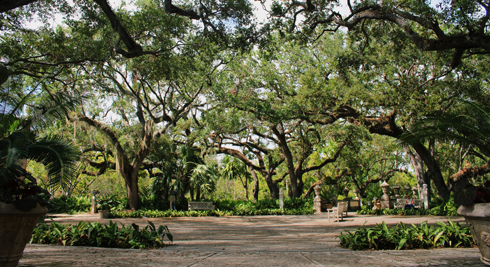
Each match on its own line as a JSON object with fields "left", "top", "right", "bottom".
{"left": 339, "top": 220, "right": 474, "bottom": 250}
{"left": 31, "top": 220, "right": 172, "bottom": 249}
{"left": 111, "top": 198, "right": 314, "bottom": 218}
{"left": 356, "top": 199, "right": 459, "bottom": 217}
{"left": 47, "top": 196, "right": 91, "bottom": 214}
{"left": 2, "top": 0, "right": 489, "bottom": 211}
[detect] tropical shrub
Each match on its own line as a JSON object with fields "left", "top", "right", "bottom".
{"left": 31, "top": 220, "right": 172, "bottom": 248}
{"left": 339, "top": 219, "right": 473, "bottom": 250}
{"left": 111, "top": 206, "right": 314, "bottom": 218}
{"left": 47, "top": 196, "right": 91, "bottom": 214}
{"left": 356, "top": 199, "right": 459, "bottom": 216}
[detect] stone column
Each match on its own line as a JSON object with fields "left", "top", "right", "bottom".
{"left": 91, "top": 195, "right": 96, "bottom": 214}
{"left": 90, "top": 190, "right": 99, "bottom": 214}
{"left": 279, "top": 188, "right": 284, "bottom": 209}
{"left": 423, "top": 184, "right": 429, "bottom": 210}
{"left": 313, "top": 185, "right": 322, "bottom": 214}
{"left": 381, "top": 181, "right": 391, "bottom": 209}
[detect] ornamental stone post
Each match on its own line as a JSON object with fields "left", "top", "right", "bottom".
{"left": 90, "top": 190, "right": 99, "bottom": 214}
{"left": 353, "top": 188, "right": 359, "bottom": 200}
{"left": 423, "top": 184, "right": 429, "bottom": 210}
{"left": 314, "top": 185, "right": 322, "bottom": 214}
{"left": 279, "top": 188, "right": 284, "bottom": 209}
{"left": 381, "top": 181, "right": 391, "bottom": 209}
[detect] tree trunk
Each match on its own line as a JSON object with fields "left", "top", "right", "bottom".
{"left": 296, "top": 170, "right": 304, "bottom": 198}
{"left": 196, "top": 187, "right": 201, "bottom": 201}
{"left": 405, "top": 146, "right": 430, "bottom": 202}
{"left": 265, "top": 172, "right": 280, "bottom": 199}
{"left": 241, "top": 174, "right": 249, "bottom": 200}
{"left": 411, "top": 142, "right": 449, "bottom": 200}
{"left": 249, "top": 166, "right": 259, "bottom": 202}
{"left": 124, "top": 170, "right": 140, "bottom": 211}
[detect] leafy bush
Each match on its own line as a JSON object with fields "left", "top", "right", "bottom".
{"left": 356, "top": 200, "right": 459, "bottom": 216}
{"left": 427, "top": 198, "right": 459, "bottom": 216}
{"left": 339, "top": 219, "right": 473, "bottom": 250}
{"left": 97, "top": 198, "right": 121, "bottom": 211}
{"left": 213, "top": 198, "right": 313, "bottom": 212}
{"left": 47, "top": 196, "right": 91, "bottom": 214}
{"left": 111, "top": 206, "right": 314, "bottom": 218}
{"left": 31, "top": 220, "right": 172, "bottom": 249}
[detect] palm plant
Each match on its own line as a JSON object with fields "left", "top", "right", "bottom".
{"left": 0, "top": 88, "right": 79, "bottom": 211}
{"left": 403, "top": 100, "right": 490, "bottom": 206}
{"left": 190, "top": 164, "right": 217, "bottom": 201}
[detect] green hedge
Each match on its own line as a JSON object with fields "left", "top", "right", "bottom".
{"left": 111, "top": 207, "right": 314, "bottom": 218}
{"left": 339, "top": 219, "right": 473, "bottom": 250}
{"left": 109, "top": 198, "right": 314, "bottom": 218}
{"left": 31, "top": 220, "right": 172, "bottom": 249}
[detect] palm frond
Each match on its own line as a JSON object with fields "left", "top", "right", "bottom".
{"left": 403, "top": 101, "right": 490, "bottom": 156}
{"left": 28, "top": 136, "right": 80, "bottom": 190}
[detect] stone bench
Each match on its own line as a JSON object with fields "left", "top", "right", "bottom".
{"left": 188, "top": 201, "right": 215, "bottom": 211}
{"left": 394, "top": 199, "right": 423, "bottom": 209}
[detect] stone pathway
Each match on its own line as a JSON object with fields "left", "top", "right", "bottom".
{"left": 18, "top": 213, "right": 485, "bottom": 266}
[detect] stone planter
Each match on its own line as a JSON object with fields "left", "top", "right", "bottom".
{"left": 99, "top": 210, "right": 109, "bottom": 219}
{"left": 0, "top": 202, "right": 48, "bottom": 267}
{"left": 458, "top": 203, "right": 490, "bottom": 266}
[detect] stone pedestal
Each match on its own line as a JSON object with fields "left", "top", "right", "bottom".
{"left": 91, "top": 195, "right": 96, "bottom": 214}
{"left": 381, "top": 181, "right": 391, "bottom": 209}
{"left": 313, "top": 185, "right": 322, "bottom": 214}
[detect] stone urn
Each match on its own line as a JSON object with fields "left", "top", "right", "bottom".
{"left": 381, "top": 181, "right": 390, "bottom": 201}
{"left": 392, "top": 185, "right": 401, "bottom": 199}
{"left": 0, "top": 202, "right": 48, "bottom": 267}
{"left": 458, "top": 203, "right": 490, "bottom": 266}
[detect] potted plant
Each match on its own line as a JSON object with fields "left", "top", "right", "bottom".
{"left": 454, "top": 178, "right": 490, "bottom": 265}
{"left": 0, "top": 130, "right": 78, "bottom": 266}
{"left": 97, "top": 198, "right": 121, "bottom": 219}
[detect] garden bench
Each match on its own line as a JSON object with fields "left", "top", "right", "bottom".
{"left": 188, "top": 201, "right": 215, "bottom": 211}
{"left": 394, "top": 199, "right": 423, "bottom": 209}
{"left": 327, "top": 201, "right": 348, "bottom": 222}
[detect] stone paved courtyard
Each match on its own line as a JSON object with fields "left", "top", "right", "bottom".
{"left": 18, "top": 213, "right": 486, "bottom": 266}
